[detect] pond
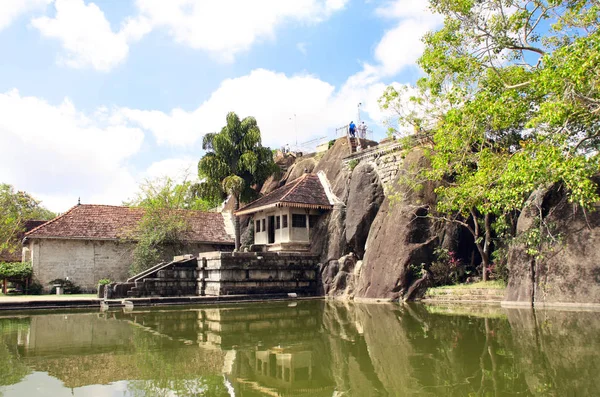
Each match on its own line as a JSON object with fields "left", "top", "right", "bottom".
{"left": 0, "top": 300, "right": 598, "bottom": 396}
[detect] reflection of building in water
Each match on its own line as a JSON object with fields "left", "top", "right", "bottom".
{"left": 255, "top": 348, "right": 313, "bottom": 384}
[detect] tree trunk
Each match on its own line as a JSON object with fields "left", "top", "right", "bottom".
{"left": 234, "top": 194, "right": 240, "bottom": 251}
{"left": 470, "top": 210, "right": 491, "bottom": 282}
{"left": 482, "top": 213, "right": 492, "bottom": 282}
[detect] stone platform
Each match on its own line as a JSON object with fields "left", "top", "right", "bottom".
{"left": 200, "top": 251, "right": 319, "bottom": 296}
{"left": 104, "top": 251, "right": 319, "bottom": 299}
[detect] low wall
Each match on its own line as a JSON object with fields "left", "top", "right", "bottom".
{"left": 199, "top": 252, "right": 319, "bottom": 296}
{"left": 342, "top": 142, "right": 404, "bottom": 189}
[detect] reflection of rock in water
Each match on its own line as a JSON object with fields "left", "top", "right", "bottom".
{"left": 508, "top": 308, "right": 600, "bottom": 396}
{"left": 1, "top": 302, "right": 599, "bottom": 396}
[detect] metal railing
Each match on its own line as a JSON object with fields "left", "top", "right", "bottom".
{"left": 335, "top": 124, "right": 374, "bottom": 140}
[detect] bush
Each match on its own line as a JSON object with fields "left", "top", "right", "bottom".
{"left": 429, "top": 248, "right": 468, "bottom": 286}
{"left": 348, "top": 159, "right": 359, "bottom": 171}
{"left": 328, "top": 139, "right": 336, "bottom": 149}
{"left": 98, "top": 278, "right": 112, "bottom": 286}
{"left": 26, "top": 281, "right": 43, "bottom": 295}
{"left": 48, "top": 278, "right": 81, "bottom": 294}
{"left": 0, "top": 262, "right": 33, "bottom": 280}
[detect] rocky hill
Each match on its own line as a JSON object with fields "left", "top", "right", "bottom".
{"left": 257, "top": 137, "right": 600, "bottom": 306}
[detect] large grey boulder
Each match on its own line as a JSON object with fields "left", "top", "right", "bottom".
{"left": 505, "top": 180, "right": 600, "bottom": 305}
{"left": 345, "top": 162, "right": 384, "bottom": 258}
{"left": 354, "top": 149, "right": 462, "bottom": 301}
{"left": 320, "top": 253, "right": 361, "bottom": 298}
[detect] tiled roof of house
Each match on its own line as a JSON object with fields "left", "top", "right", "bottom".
{"left": 24, "top": 205, "right": 234, "bottom": 244}
{"left": 236, "top": 173, "right": 333, "bottom": 216}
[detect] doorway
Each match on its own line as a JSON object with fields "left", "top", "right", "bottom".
{"left": 268, "top": 216, "right": 275, "bottom": 244}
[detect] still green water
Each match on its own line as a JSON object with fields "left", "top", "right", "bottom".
{"left": 0, "top": 300, "right": 598, "bottom": 396}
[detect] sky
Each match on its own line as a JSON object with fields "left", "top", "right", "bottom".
{"left": 0, "top": 0, "right": 441, "bottom": 213}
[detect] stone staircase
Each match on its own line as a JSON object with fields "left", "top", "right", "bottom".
{"left": 348, "top": 136, "right": 358, "bottom": 153}
{"left": 423, "top": 287, "right": 505, "bottom": 303}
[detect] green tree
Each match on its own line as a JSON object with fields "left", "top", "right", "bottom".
{"left": 196, "top": 112, "right": 277, "bottom": 250}
{"left": 125, "top": 177, "right": 216, "bottom": 211}
{"left": 125, "top": 177, "right": 213, "bottom": 275}
{"left": 381, "top": 0, "right": 600, "bottom": 280}
{"left": 0, "top": 184, "right": 55, "bottom": 255}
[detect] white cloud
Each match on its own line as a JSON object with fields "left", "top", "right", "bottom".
{"left": 145, "top": 158, "right": 199, "bottom": 183}
{"left": 0, "top": 0, "right": 51, "bottom": 31}
{"left": 132, "top": 0, "right": 349, "bottom": 62}
{"left": 0, "top": 89, "right": 144, "bottom": 212}
{"left": 31, "top": 0, "right": 137, "bottom": 72}
{"left": 29, "top": 0, "right": 348, "bottom": 70}
{"left": 373, "top": 0, "right": 442, "bottom": 77}
{"left": 118, "top": 68, "right": 403, "bottom": 150}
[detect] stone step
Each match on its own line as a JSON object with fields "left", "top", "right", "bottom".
{"left": 431, "top": 288, "right": 504, "bottom": 296}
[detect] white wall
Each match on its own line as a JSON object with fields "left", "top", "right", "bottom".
{"left": 25, "top": 238, "right": 229, "bottom": 292}
{"left": 27, "top": 239, "right": 134, "bottom": 293}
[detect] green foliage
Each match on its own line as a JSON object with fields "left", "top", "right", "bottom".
{"left": 126, "top": 176, "right": 212, "bottom": 275}
{"left": 381, "top": 0, "right": 600, "bottom": 268}
{"left": 49, "top": 278, "right": 81, "bottom": 294}
{"left": 129, "top": 208, "right": 187, "bottom": 275}
{"left": 328, "top": 139, "right": 336, "bottom": 149}
{"left": 0, "top": 319, "right": 32, "bottom": 385}
{"left": 98, "top": 278, "right": 112, "bottom": 286}
{"left": 429, "top": 248, "right": 468, "bottom": 286}
{"left": 196, "top": 112, "right": 278, "bottom": 204}
{"left": 348, "top": 159, "right": 359, "bottom": 171}
{"left": 125, "top": 177, "right": 216, "bottom": 211}
{"left": 26, "top": 281, "right": 43, "bottom": 295}
{"left": 0, "top": 262, "right": 32, "bottom": 280}
{"left": 0, "top": 183, "right": 55, "bottom": 254}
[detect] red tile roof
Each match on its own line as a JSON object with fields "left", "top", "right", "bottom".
{"left": 24, "top": 205, "right": 234, "bottom": 245}
{"left": 236, "top": 173, "right": 333, "bottom": 216}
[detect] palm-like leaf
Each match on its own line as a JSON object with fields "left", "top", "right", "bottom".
{"left": 196, "top": 112, "right": 277, "bottom": 249}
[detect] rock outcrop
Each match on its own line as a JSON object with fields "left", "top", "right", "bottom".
{"left": 345, "top": 162, "right": 384, "bottom": 258}
{"left": 505, "top": 180, "right": 600, "bottom": 305}
{"left": 320, "top": 253, "right": 362, "bottom": 298}
{"left": 354, "top": 149, "right": 463, "bottom": 301}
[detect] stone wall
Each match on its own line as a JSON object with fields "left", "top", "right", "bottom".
{"left": 27, "top": 239, "right": 134, "bottom": 293}
{"left": 201, "top": 252, "right": 319, "bottom": 296}
{"left": 26, "top": 238, "right": 230, "bottom": 293}
{"left": 341, "top": 142, "right": 404, "bottom": 190}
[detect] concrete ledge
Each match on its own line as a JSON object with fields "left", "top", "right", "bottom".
{"left": 502, "top": 300, "right": 600, "bottom": 311}
{"left": 0, "top": 294, "right": 320, "bottom": 311}
{"left": 0, "top": 298, "right": 102, "bottom": 311}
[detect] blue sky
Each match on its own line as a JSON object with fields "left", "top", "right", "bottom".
{"left": 0, "top": 0, "right": 440, "bottom": 212}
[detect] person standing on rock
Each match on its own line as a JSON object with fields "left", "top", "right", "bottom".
{"left": 349, "top": 121, "right": 356, "bottom": 137}
{"left": 359, "top": 121, "right": 367, "bottom": 139}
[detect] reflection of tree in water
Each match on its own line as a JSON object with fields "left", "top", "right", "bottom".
{"left": 0, "top": 318, "right": 32, "bottom": 389}
{"left": 0, "top": 302, "right": 598, "bottom": 396}
{"left": 125, "top": 327, "right": 229, "bottom": 397}
{"left": 398, "top": 304, "right": 529, "bottom": 396}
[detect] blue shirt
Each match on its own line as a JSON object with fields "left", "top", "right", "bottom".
{"left": 349, "top": 122, "right": 356, "bottom": 130}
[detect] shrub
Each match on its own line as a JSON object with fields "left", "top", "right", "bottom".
{"left": 429, "top": 248, "right": 467, "bottom": 286}
{"left": 328, "top": 139, "right": 336, "bottom": 149}
{"left": 26, "top": 281, "right": 43, "bottom": 295}
{"left": 348, "top": 159, "right": 359, "bottom": 171}
{"left": 98, "top": 278, "right": 112, "bottom": 286}
{"left": 0, "top": 262, "right": 33, "bottom": 280}
{"left": 49, "top": 278, "right": 81, "bottom": 294}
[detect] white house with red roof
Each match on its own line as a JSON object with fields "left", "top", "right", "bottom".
{"left": 235, "top": 173, "right": 334, "bottom": 251}
{"left": 23, "top": 204, "right": 234, "bottom": 292}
